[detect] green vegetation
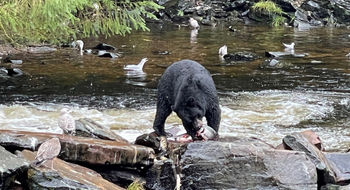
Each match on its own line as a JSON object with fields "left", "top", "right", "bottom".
{"left": 252, "top": 0, "right": 286, "bottom": 27}
{"left": 127, "top": 179, "right": 145, "bottom": 190}
{"left": 177, "top": 10, "right": 184, "bottom": 17}
{"left": 0, "top": 0, "right": 163, "bottom": 45}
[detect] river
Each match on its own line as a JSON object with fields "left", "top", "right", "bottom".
{"left": 0, "top": 23, "right": 349, "bottom": 151}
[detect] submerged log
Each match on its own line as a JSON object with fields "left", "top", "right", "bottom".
{"left": 21, "top": 150, "right": 124, "bottom": 190}
{"left": 0, "top": 130, "right": 155, "bottom": 167}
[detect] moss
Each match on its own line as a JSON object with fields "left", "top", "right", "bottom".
{"left": 252, "top": 0, "right": 286, "bottom": 26}
{"left": 127, "top": 180, "right": 145, "bottom": 190}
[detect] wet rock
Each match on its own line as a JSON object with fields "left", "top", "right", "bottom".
{"left": 320, "top": 184, "right": 350, "bottom": 190}
{"left": 325, "top": 153, "right": 350, "bottom": 184}
{"left": 93, "top": 166, "right": 145, "bottom": 188}
{"left": 260, "top": 59, "right": 293, "bottom": 69}
{"left": 20, "top": 150, "right": 124, "bottom": 190}
{"left": 75, "top": 118, "right": 128, "bottom": 143}
{"left": 283, "top": 132, "right": 336, "bottom": 183}
{"left": 0, "top": 146, "right": 29, "bottom": 189}
{"left": 300, "top": 130, "right": 324, "bottom": 150}
{"left": 135, "top": 132, "right": 160, "bottom": 153}
{"left": 98, "top": 52, "right": 119, "bottom": 58}
{"left": 0, "top": 131, "right": 40, "bottom": 151}
{"left": 180, "top": 140, "right": 317, "bottom": 189}
{"left": 223, "top": 51, "right": 259, "bottom": 62}
{"left": 0, "top": 130, "right": 155, "bottom": 167}
{"left": 145, "top": 159, "right": 176, "bottom": 190}
{"left": 94, "top": 43, "right": 116, "bottom": 50}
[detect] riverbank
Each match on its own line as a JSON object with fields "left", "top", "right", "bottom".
{"left": 155, "top": 0, "right": 350, "bottom": 29}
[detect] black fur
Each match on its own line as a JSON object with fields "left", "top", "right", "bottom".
{"left": 153, "top": 60, "right": 221, "bottom": 139}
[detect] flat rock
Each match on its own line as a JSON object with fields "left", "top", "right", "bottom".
{"left": 20, "top": 150, "right": 124, "bottom": 190}
{"left": 0, "top": 146, "right": 29, "bottom": 189}
{"left": 0, "top": 130, "right": 155, "bottom": 167}
{"left": 75, "top": 118, "right": 128, "bottom": 143}
{"left": 265, "top": 51, "right": 308, "bottom": 58}
{"left": 325, "top": 153, "right": 350, "bottom": 183}
{"left": 180, "top": 141, "right": 317, "bottom": 189}
{"left": 283, "top": 132, "right": 336, "bottom": 183}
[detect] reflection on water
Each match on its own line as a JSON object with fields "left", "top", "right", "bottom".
{"left": 0, "top": 24, "right": 349, "bottom": 151}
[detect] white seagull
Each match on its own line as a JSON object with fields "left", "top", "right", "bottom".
{"left": 124, "top": 58, "right": 148, "bottom": 72}
{"left": 32, "top": 137, "right": 61, "bottom": 170}
{"left": 58, "top": 108, "right": 76, "bottom": 135}
{"left": 72, "top": 40, "right": 84, "bottom": 55}
{"left": 219, "top": 45, "right": 228, "bottom": 56}
{"left": 283, "top": 42, "right": 295, "bottom": 50}
{"left": 189, "top": 18, "right": 200, "bottom": 29}
{"left": 346, "top": 53, "right": 350, "bottom": 58}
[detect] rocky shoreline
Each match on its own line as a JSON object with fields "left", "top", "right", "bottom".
{"left": 1, "top": 118, "right": 350, "bottom": 189}
{"left": 156, "top": 0, "right": 350, "bottom": 29}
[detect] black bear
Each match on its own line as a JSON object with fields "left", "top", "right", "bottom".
{"left": 153, "top": 60, "right": 221, "bottom": 149}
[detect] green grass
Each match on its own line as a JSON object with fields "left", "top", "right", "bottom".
{"left": 0, "top": 0, "right": 163, "bottom": 45}
{"left": 252, "top": 0, "right": 286, "bottom": 26}
{"left": 127, "top": 180, "right": 145, "bottom": 190}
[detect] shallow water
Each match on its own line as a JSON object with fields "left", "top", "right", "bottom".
{"left": 0, "top": 23, "right": 349, "bottom": 151}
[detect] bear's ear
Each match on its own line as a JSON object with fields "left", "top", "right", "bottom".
{"left": 186, "top": 97, "right": 195, "bottom": 107}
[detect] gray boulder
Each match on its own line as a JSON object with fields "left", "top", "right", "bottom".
{"left": 180, "top": 139, "right": 317, "bottom": 189}
{"left": 325, "top": 153, "right": 350, "bottom": 184}
{"left": 283, "top": 133, "right": 336, "bottom": 183}
{"left": 0, "top": 146, "right": 29, "bottom": 189}
{"left": 75, "top": 118, "right": 128, "bottom": 143}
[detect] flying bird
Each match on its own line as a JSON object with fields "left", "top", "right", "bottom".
{"left": 32, "top": 137, "right": 61, "bottom": 170}
{"left": 283, "top": 42, "right": 295, "bottom": 50}
{"left": 219, "top": 45, "right": 228, "bottom": 56}
{"left": 72, "top": 40, "right": 84, "bottom": 55}
{"left": 124, "top": 58, "right": 148, "bottom": 72}
{"left": 58, "top": 108, "right": 76, "bottom": 136}
{"left": 189, "top": 18, "right": 200, "bottom": 29}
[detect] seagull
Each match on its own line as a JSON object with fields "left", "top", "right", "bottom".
{"left": 283, "top": 42, "right": 295, "bottom": 50}
{"left": 31, "top": 137, "right": 61, "bottom": 170}
{"left": 346, "top": 53, "right": 350, "bottom": 58}
{"left": 58, "top": 108, "right": 75, "bottom": 136}
{"left": 72, "top": 40, "right": 84, "bottom": 55}
{"left": 219, "top": 45, "right": 228, "bottom": 56}
{"left": 189, "top": 18, "right": 200, "bottom": 29}
{"left": 124, "top": 58, "right": 148, "bottom": 71}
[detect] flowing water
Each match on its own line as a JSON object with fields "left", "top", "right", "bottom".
{"left": 0, "top": 24, "right": 349, "bottom": 151}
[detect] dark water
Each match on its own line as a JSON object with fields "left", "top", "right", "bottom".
{"left": 0, "top": 24, "right": 349, "bottom": 151}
